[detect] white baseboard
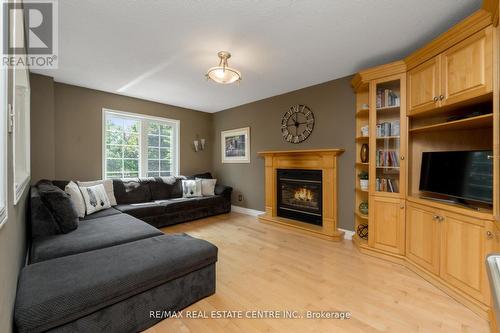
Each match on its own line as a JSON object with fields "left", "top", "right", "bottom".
{"left": 231, "top": 205, "right": 355, "bottom": 240}
{"left": 339, "top": 228, "right": 355, "bottom": 240}
{"left": 231, "top": 205, "right": 265, "bottom": 217}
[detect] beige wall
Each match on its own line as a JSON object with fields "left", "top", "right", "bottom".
{"left": 30, "top": 73, "right": 213, "bottom": 181}
{"left": 30, "top": 74, "right": 55, "bottom": 181}
{"left": 30, "top": 74, "right": 356, "bottom": 230}
{"left": 0, "top": 69, "right": 29, "bottom": 332}
{"left": 212, "top": 75, "right": 356, "bottom": 230}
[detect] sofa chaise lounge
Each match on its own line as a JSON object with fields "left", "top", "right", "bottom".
{"left": 14, "top": 174, "right": 232, "bottom": 333}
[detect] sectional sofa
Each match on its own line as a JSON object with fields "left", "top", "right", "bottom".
{"left": 14, "top": 174, "right": 232, "bottom": 333}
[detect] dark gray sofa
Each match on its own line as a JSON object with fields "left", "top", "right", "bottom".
{"left": 15, "top": 174, "right": 232, "bottom": 333}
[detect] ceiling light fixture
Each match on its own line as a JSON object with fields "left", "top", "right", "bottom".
{"left": 206, "top": 51, "right": 242, "bottom": 84}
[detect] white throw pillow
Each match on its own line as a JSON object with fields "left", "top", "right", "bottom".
{"left": 182, "top": 179, "right": 202, "bottom": 198}
{"left": 80, "top": 184, "right": 111, "bottom": 215}
{"left": 196, "top": 178, "right": 217, "bottom": 196}
{"left": 65, "top": 181, "right": 86, "bottom": 218}
{"left": 78, "top": 179, "right": 117, "bottom": 206}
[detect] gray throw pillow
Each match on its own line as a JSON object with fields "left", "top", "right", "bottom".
{"left": 37, "top": 182, "right": 79, "bottom": 234}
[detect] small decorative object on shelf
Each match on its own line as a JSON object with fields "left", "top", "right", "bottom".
{"left": 358, "top": 201, "right": 368, "bottom": 215}
{"left": 358, "top": 171, "right": 369, "bottom": 191}
{"left": 357, "top": 224, "right": 368, "bottom": 240}
{"left": 360, "top": 144, "right": 369, "bottom": 163}
{"left": 360, "top": 125, "right": 369, "bottom": 137}
{"left": 361, "top": 103, "right": 369, "bottom": 110}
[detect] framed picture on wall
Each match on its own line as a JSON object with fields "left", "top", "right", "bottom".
{"left": 221, "top": 127, "right": 250, "bottom": 163}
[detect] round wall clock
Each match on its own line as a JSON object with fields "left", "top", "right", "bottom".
{"left": 281, "top": 104, "right": 315, "bottom": 144}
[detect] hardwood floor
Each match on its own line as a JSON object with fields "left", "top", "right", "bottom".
{"left": 144, "top": 212, "right": 489, "bottom": 333}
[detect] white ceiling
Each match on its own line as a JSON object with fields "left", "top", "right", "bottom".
{"left": 32, "top": 0, "right": 482, "bottom": 113}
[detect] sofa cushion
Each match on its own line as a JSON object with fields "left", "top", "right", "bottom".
{"left": 37, "top": 181, "right": 79, "bottom": 234}
{"left": 30, "top": 213, "right": 163, "bottom": 263}
{"left": 15, "top": 234, "right": 218, "bottom": 333}
{"left": 149, "top": 176, "right": 183, "bottom": 200}
{"left": 114, "top": 202, "right": 166, "bottom": 219}
{"left": 78, "top": 179, "right": 117, "bottom": 206}
{"left": 113, "top": 178, "right": 152, "bottom": 204}
{"left": 161, "top": 196, "right": 227, "bottom": 213}
{"left": 80, "top": 207, "right": 122, "bottom": 221}
{"left": 30, "top": 187, "right": 61, "bottom": 238}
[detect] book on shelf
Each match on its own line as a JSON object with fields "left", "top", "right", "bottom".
{"left": 376, "top": 120, "right": 400, "bottom": 137}
{"left": 375, "top": 177, "right": 399, "bottom": 192}
{"left": 376, "top": 89, "right": 400, "bottom": 109}
{"left": 376, "top": 150, "right": 400, "bottom": 167}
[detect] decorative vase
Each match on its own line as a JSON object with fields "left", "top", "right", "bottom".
{"left": 357, "top": 224, "right": 368, "bottom": 240}
{"left": 359, "top": 179, "right": 368, "bottom": 191}
{"left": 358, "top": 201, "right": 368, "bottom": 215}
{"left": 360, "top": 144, "right": 369, "bottom": 163}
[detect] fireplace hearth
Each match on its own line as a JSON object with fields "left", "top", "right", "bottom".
{"left": 277, "top": 169, "right": 322, "bottom": 226}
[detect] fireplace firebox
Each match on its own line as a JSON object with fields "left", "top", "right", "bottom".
{"left": 277, "top": 169, "right": 323, "bottom": 226}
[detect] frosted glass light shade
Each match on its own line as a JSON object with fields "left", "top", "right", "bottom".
{"left": 206, "top": 51, "right": 241, "bottom": 84}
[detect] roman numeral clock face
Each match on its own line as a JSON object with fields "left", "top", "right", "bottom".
{"left": 281, "top": 104, "right": 315, "bottom": 144}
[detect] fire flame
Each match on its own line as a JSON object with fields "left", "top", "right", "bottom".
{"left": 294, "top": 188, "right": 313, "bottom": 201}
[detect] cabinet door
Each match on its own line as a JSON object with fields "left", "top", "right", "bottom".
{"left": 369, "top": 74, "right": 406, "bottom": 198}
{"left": 406, "top": 203, "right": 440, "bottom": 275}
{"left": 440, "top": 212, "right": 490, "bottom": 303}
{"left": 369, "top": 196, "right": 405, "bottom": 255}
{"left": 441, "top": 26, "right": 493, "bottom": 106}
{"left": 407, "top": 57, "right": 440, "bottom": 115}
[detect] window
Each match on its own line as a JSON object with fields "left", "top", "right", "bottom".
{"left": 103, "top": 109, "right": 179, "bottom": 179}
{"left": 12, "top": 3, "right": 30, "bottom": 205}
{"left": 0, "top": 1, "right": 6, "bottom": 226}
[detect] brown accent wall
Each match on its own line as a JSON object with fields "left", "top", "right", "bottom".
{"left": 212, "top": 75, "right": 356, "bottom": 230}
{"left": 30, "top": 74, "right": 55, "bottom": 181}
{"left": 30, "top": 73, "right": 213, "bottom": 181}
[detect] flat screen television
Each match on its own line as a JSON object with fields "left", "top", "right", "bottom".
{"left": 419, "top": 150, "right": 493, "bottom": 205}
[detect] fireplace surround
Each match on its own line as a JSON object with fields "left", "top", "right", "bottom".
{"left": 258, "top": 149, "right": 344, "bottom": 241}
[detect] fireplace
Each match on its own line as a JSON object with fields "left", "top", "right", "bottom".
{"left": 277, "top": 169, "right": 322, "bottom": 226}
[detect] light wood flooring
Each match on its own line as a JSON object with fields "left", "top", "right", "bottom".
{"left": 144, "top": 212, "right": 489, "bottom": 333}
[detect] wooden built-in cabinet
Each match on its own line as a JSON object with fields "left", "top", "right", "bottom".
{"left": 408, "top": 26, "right": 493, "bottom": 115}
{"left": 352, "top": 5, "right": 498, "bottom": 320}
{"left": 406, "top": 202, "right": 440, "bottom": 275}
{"left": 408, "top": 58, "right": 440, "bottom": 115}
{"left": 369, "top": 196, "right": 405, "bottom": 255}
{"left": 406, "top": 201, "right": 495, "bottom": 305}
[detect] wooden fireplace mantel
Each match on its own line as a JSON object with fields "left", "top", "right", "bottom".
{"left": 258, "top": 149, "right": 345, "bottom": 241}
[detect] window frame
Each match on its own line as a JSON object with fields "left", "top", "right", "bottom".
{"left": 0, "top": 7, "right": 7, "bottom": 227}
{"left": 11, "top": 1, "right": 30, "bottom": 205}
{"left": 102, "top": 109, "right": 180, "bottom": 179}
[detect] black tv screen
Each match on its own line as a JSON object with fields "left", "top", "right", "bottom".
{"left": 419, "top": 150, "right": 493, "bottom": 204}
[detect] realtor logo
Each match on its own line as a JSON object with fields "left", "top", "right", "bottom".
{"left": 2, "top": 0, "right": 58, "bottom": 68}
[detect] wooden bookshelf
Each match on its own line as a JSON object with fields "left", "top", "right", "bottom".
{"left": 409, "top": 113, "right": 492, "bottom": 134}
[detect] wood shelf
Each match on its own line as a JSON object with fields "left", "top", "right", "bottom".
{"left": 355, "top": 211, "right": 368, "bottom": 220}
{"left": 356, "top": 187, "right": 369, "bottom": 193}
{"left": 356, "top": 109, "right": 369, "bottom": 117}
{"left": 356, "top": 162, "right": 369, "bottom": 167}
{"left": 355, "top": 136, "right": 369, "bottom": 142}
{"left": 376, "top": 166, "right": 400, "bottom": 169}
{"left": 409, "top": 113, "right": 492, "bottom": 134}
{"left": 376, "top": 105, "right": 400, "bottom": 111}
{"left": 376, "top": 136, "right": 400, "bottom": 140}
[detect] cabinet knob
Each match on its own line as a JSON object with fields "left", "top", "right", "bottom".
{"left": 487, "top": 231, "right": 494, "bottom": 239}
{"left": 400, "top": 155, "right": 405, "bottom": 160}
{"left": 432, "top": 215, "right": 439, "bottom": 221}
{"left": 439, "top": 95, "right": 444, "bottom": 101}
{"left": 438, "top": 216, "right": 444, "bottom": 222}
{"left": 400, "top": 204, "right": 405, "bottom": 209}
{"left": 433, "top": 97, "right": 439, "bottom": 102}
